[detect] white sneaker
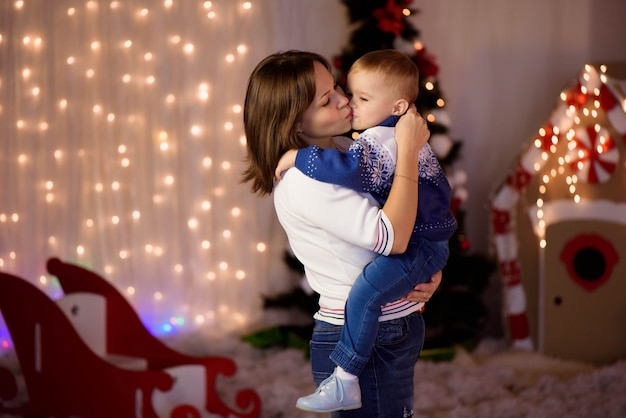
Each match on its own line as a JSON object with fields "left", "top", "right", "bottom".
{"left": 296, "top": 369, "right": 362, "bottom": 413}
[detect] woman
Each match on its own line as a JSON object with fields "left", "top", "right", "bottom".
{"left": 242, "top": 50, "right": 441, "bottom": 418}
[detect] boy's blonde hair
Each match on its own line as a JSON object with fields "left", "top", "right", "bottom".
{"left": 349, "top": 49, "right": 419, "bottom": 103}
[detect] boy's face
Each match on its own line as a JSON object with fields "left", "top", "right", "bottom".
{"left": 347, "top": 70, "right": 401, "bottom": 131}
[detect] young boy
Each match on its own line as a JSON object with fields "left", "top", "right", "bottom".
{"left": 276, "top": 49, "right": 457, "bottom": 413}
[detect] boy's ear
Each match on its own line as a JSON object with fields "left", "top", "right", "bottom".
{"left": 391, "top": 99, "right": 410, "bottom": 116}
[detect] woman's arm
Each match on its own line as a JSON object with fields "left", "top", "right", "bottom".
{"left": 279, "top": 170, "right": 398, "bottom": 256}
{"left": 382, "top": 106, "right": 429, "bottom": 253}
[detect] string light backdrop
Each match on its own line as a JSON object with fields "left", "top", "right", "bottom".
{"left": 0, "top": 0, "right": 348, "bottom": 348}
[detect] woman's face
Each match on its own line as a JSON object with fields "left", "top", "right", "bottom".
{"left": 297, "top": 61, "right": 352, "bottom": 146}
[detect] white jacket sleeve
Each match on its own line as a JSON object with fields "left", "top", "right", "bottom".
{"left": 275, "top": 169, "right": 395, "bottom": 256}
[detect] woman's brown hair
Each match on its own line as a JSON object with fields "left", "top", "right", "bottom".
{"left": 242, "top": 50, "right": 332, "bottom": 195}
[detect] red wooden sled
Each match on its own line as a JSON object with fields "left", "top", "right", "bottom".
{"left": 0, "top": 271, "right": 173, "bottom": 418}
{"left": 46, "top": 257, "right": 261, "bottom": 418}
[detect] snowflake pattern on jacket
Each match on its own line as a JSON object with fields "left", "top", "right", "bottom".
{"left": 294, "top": 117, "right": 457, "bottom": 242}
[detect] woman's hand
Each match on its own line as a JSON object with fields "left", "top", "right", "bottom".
{"left": 395, "top": 105, "right": 430, "bottom": 154}
{"left": 402, "top": 270, "right": 442, "bottom": 303}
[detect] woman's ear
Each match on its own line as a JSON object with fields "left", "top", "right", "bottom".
{"left": 391, "top": 99, "right": 410, "bottom": 116}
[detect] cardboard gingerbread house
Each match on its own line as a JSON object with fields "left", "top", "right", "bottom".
{"left": 491, "top": 62, "right": 626, "bottom": 365}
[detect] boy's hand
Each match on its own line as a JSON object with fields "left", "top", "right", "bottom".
{"left": 275, "top": 149, "right": 298, "bottom": 180}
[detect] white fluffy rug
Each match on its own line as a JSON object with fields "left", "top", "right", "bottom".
{"left": 1, "top": 334, "right": 624, "bottom": 418}
{"left": 173, "top": 336, "right": 626, "bottom": 418}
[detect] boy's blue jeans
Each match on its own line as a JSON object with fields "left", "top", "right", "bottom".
{"left": 310, "top": 312, "right": 424, "bottom": 418}
{"left": 331, "top": 237, "right": 448, "bottom": 376}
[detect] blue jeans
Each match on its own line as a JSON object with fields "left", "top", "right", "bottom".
{"left": 310, "top": 312, "right": 424, "bottom": 418}
{"left": 331, "top": 238, "right": 448, "bottom": 376}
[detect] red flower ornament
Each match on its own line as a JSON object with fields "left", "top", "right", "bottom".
{"left": 373, "top": 0, "right": 406, "bottom": 36}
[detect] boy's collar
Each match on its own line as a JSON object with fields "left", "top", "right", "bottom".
{"left": 379, "top": 115, "right": 400, "bottom": 127}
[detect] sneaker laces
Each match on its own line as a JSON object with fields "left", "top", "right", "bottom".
{"left": 315, "top": 372, "right": 344, "bottom": 401}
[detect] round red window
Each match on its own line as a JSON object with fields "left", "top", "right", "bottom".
{"left": 560, "top": 233, "right": 619, "bottom": 292}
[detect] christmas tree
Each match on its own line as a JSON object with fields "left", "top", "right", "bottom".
{"left": 245, "top": 0, "right": 495, "bottom": 353}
